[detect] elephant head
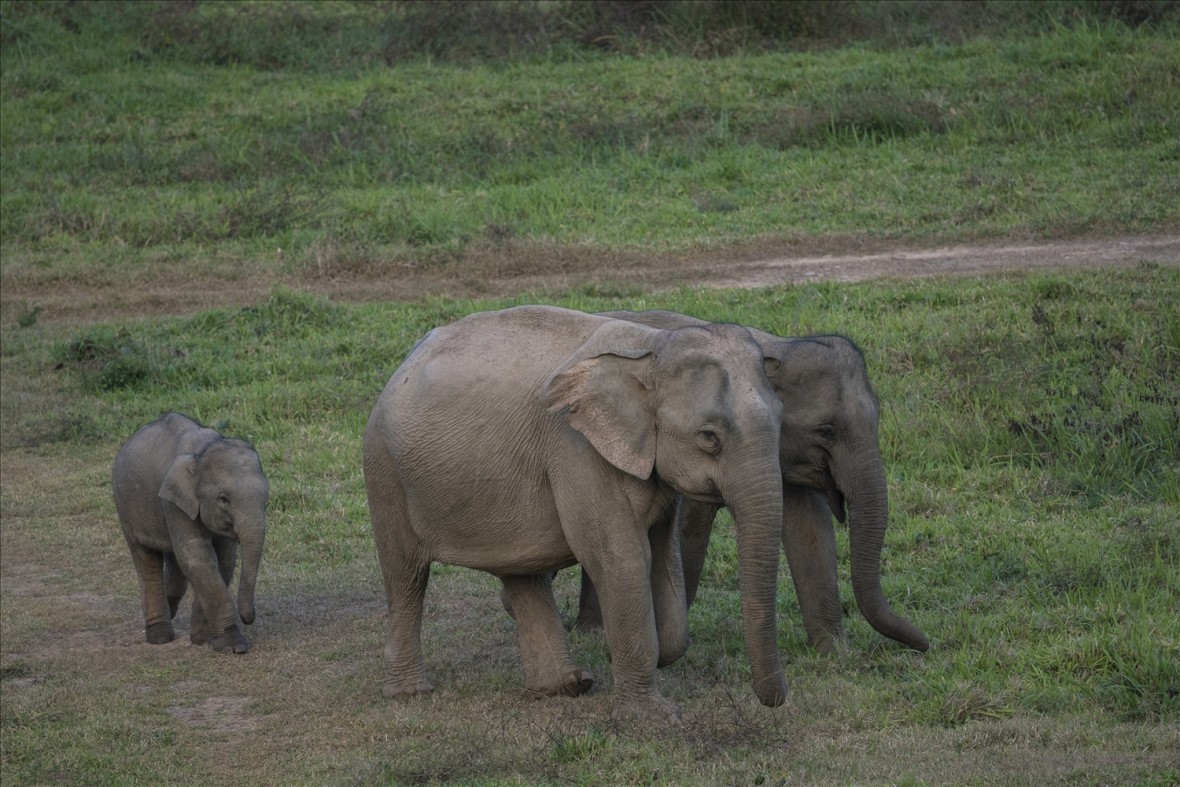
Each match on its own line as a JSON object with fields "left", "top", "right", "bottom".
{"left": 758, "top": 332, "right": 929, "bottom": 652}
{"left": 159, "top": 439, "right": 269, "bottom": 626}
{"left": 545, "top": 320, "right": 789, "bottom": 707}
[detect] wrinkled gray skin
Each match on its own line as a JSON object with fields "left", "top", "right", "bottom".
{"left": 113, "top": 413, "right": 269, "bottom": 654}
{"left": 363, "top": 305, "right": 787, "bottom": 722}
{"left": 575, "top": 311, "right": 929, "bottom": 655}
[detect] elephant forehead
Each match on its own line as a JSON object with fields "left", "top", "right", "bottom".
{"left": 657, "top": 359, "right": 781, "bottom": 425}
{"left": 198, "top": 442, "right": 265, "bottom": 478}
{"left": 658, "top": 328, "right": 763, "bottom": 372}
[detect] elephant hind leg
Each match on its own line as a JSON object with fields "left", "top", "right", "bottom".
{"left": 163, "top": 553, "right": 188, "bottom": 620}
{"left": 782, "top": 486, "right": 847, "bottom": 654}
{"left": 380, "top": 556, "right": 433, "bottom": 698}
{"left": 502, "top": 574, "right": 593, "bottom": 698}
{"left": 368, "top": 468, "right": 434, "bottom": 698}
{"left": 127, "top": 543, "right": 175, "bottom": 644}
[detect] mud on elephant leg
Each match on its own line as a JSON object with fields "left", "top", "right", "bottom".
{"left": 502, "top": 574, "right": 594, "bottom": 698}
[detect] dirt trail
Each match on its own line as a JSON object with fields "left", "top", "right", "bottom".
{"left": 3, "top": 234, "right": 1177, "bottom": 326}
{"left": 666, "top": 234, "right": 1180, "bottom": 289}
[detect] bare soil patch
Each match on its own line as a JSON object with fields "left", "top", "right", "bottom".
{"left": 3, "top": 234, "right": 1177, "bottom": 327}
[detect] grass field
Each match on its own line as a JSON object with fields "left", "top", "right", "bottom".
{"left": 3, "top": 268, "right": 1177, "bottom": 784}
{"left": 2, "top": 2, "right": 1179, "bottom": 785}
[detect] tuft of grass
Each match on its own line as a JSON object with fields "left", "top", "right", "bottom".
{"left": 15, "top": 301, "right": 40, "bottom": 328}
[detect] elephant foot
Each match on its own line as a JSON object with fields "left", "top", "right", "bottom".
{"left": 573, "top": 609, "right": 603, "bottom": 632}
{"left": 563, "top": 669, "right": 594, "bottom": 696}
{"left": 190, "top": 626, "right": 210, "bottom": 645}
{"left": 145, "top": 622, "right": 175, "bottom": 644}
{"left": 210, "top": 629, "right": 249, "bottom": 654}
{"left": 610, "top": 694, "right": 682, "bottom": 725}
{"left": 808, "top": 630, "right": 850, "bottom": 656}
{"left": 383, "top": 680, "right": 434, "bottom": 699}
{"left": 525, "top": 668, "right": 594, "bottom": 699}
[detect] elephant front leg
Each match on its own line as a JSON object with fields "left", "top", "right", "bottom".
{"left": 127, "top": 543, "right": 175, "bottom": 644}
{"left": 782, "top": 485, "right": 847, "bottom": 654}
{"left": 579, "top": 551, "right": 681, "bottom": 723}
{"left": 501, "top": 574, "right": 593, "bottom": 698}
{"left": 174, "top": 536, "right": 246, "bottom": 654}
{"left": 577, "top": 499, "right": 717, "bottom": 635}
{"left": 648, "top": 504, "right": 688, "bottom": 668}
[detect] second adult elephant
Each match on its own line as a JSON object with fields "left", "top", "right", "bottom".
{"left": 363, "top": 305, "right": 788, "bottom": 722}
{"left": 576, "top": 311, "right": 930, "bottom": 655}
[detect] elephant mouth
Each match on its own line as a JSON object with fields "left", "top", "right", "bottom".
{"left": 818, "top": 465, "right": 847, "bottom": 523}
{"left": 684, "top": 491, "right": 726, "bottom": 505}
{"left": 825, "top": 487, "right": 847, "bottom": 524}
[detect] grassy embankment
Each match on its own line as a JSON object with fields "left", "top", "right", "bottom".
{"left": 1, "top": 0, "right": 1178, "bottom": 306}
{"left": 1, "top": 2, "right": 1178, "bottom": 784}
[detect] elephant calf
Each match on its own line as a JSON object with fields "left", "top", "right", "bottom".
{"left": 113, "top": 413, "right": 268, "bottom": 653}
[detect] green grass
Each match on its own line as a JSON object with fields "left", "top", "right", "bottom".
{"left": 2, "top": 2, "right": 1179, "bottom": 783}
{"left": 2, "top": 267, "right": 1178, "bottom": 784}
{"left": 2, "top": 1, "right": 1178, "bottom": 291}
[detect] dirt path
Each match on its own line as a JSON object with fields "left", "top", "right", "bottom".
{"left": 4, "top": 234, "right": 1177, "bottom": 326}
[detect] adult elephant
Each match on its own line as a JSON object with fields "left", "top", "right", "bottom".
{"left": 574, "top": 311, "right": 930, "bottom": 655}
{"left": 363, "top": 305, "right": 787, "bottom": 722}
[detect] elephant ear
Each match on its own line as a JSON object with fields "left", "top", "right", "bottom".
{"left": 747, "top": 328, "right": 791, "bottom": 393}
{"left": 763, "top": 354, "right": 782, "bottom": 383}
{"left": 542, "top": 324, "right": 657, "bottom": 480}
{"left": 159, "top": 454, "right": 201, "bottom": 520}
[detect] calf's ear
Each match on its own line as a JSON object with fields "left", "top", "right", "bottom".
{"left": 159, "top": 454, "right": 201, "bottom": 520}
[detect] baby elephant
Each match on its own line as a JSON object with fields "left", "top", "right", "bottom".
{"left": 113, "top": 413, "right": 268, "bottom": 653}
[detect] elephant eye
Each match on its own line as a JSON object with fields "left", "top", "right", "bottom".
{"left": 218, "top": 493, "right": 230, "bottom": 506}
{"left": 695, "top": 429, "right": 722, "bottom": 455}
{"left": 816, "top": 425, "right": 837, "bottom": 442}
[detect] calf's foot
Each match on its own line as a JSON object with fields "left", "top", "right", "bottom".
{"left": 145, "top": 622, "right": 175, "bottom": 644}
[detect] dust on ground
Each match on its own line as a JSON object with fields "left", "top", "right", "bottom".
{"left": 4, "top": 234, "right": 1178, "bottom": 327}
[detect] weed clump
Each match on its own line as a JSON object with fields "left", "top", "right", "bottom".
{"left": 56, "top": 331, "right": 177, "bottom": 392}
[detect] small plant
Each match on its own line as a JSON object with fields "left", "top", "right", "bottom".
{"left": 16, "top": 302, "right": 42, "bottom": 328}
{"left": 549, "top": 727, "right": 611, "bottom": 764}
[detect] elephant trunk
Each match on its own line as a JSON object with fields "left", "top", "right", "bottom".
{"left": 236, "top": 523, "right": 265, "bottom": 625}
{"left": 839, "top": 448, "right": 929, "bottom": 652}
{"left": 726, "top": 461, "right": 788, "bottom": 706}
